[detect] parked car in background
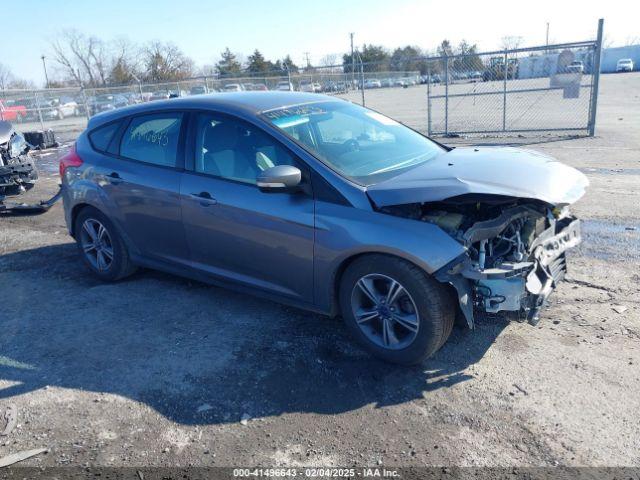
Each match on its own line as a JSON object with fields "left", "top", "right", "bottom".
{"left": 0, "top": 99, "right": 27, "bottom": 122}
{"left": 299, "top": 80, "right": 318, "bottom": 93}
{"left": 616, "top": 58, "right": 634, "bottom": 72}
{"left": 149, "top": 91, "right": 171, "bottom": 101}
{"left": 190, "top": 85, "right": 209, "bottom": 95}
{"left": 276, "top": 81, "right": 294, "bottom": 91}
{"left": 44, "top": 97, "right": 80, "bottom": 120}
{"left": 223, "top": 84, "right": 244, "bottom": 92}
{"left": 246, "top": 83, "right": 268, "bottom": 91}
{"left": 60, "top": 92, "right": 588, "bottom": 365}
{"left": 364, "top": 79, "right": 382, "bottom": 89}
{"left": 394, "top": 78, "right": 408, "bottom": 87}
{"left": 168, "top": 90, "right": 187, "bottom": 98}
{"left": 567, "top": 61, "right": 585, "bottom": 74}
{"left": 468, "top": 71, "right": 483, "bottom": 82}
{"left": 89, "top": 94, "right": 129, "bottom": 115}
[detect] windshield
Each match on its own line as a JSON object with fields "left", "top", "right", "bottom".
{"left": 263, "top": 101, "right": 445, "bottom": 184}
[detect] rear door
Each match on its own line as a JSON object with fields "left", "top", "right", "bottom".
{"left": 92, "top": 111, "right": 189, "bottom": 264}
{"left": 180, "top": 111, "right": 315, "bottom": 302}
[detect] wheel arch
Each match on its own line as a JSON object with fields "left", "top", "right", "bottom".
{"left": 329, "top": 250, "right": 458, "bottom": 318}
{"left": 69, "top": 203, "right": 140, "bottom": 258}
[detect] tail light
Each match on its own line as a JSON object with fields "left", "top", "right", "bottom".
{"left": 59, "top": 144, "right": 83, "bottom": 177}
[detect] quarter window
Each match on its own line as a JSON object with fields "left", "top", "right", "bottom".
{"left": 194, "top": 113, "right": 296, "bottom": 184}
{"left": 120, "top": 113, "right": 183, "bottom": 167}
{"left": 89, "top": 121, "right": 121, "bottom": 152}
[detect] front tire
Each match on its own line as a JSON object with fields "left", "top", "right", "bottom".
{"left": 339, "top": 255, "right": 455, "bottom": 365}
{"left": 74, "top": 207, "right": 136, "bottom": 281}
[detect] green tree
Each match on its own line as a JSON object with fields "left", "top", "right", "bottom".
{"left": 109, "top": 58, "right": 136, "bottom": 85}
{"left": 453, "top": 40, "right": 484, "bottom": 72}
{"left": 342, "top": 44, "right": 390, "bottom": 73}
{"left": 281, "top": 55, "right": 299, "bottom": 74}
{"left": 389, "top": 45, "right": 423, "bottom": 73}
{"left": 246, "top": 49, "right": 271, "bottom": 74}
{"left": 216, "top": 48, "right": 242, "bottom": 77}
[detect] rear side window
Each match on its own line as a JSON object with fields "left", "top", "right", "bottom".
{"left": 89, "top": 121, "right": 120, "bottom": 152}
{"left": 120, "top": 113, "right": 183, "bottom": 167}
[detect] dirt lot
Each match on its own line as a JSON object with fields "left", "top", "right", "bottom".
{"left": 1, "top": 72, "right": 639, "bottom": 469}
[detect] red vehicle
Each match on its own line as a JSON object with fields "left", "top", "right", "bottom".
{"left": 0, "top": 99, "right": 27, "bottom": 122}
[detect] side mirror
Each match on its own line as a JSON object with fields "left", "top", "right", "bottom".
{"left": 257, "top": 165, "right": 302, "bottom": 192}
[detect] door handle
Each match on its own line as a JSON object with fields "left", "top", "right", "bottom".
{"left": 105, "top": 172, "right": 123, "bottom": 184}
{"left": 190, "top": 191, "right": 217, "bottom": 206}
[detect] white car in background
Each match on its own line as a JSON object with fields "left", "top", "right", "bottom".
{"left": 299, "top": 80, "right": 321, "bottom": 93}
{"left": 567, "top": 61, "right": 585, "bottom": 73}
{"left": 276, "top": 81, "right": 294, "bottom": 91}
{"left": 223, "top": 84, "right": 244, "bottom": 92}
{"left": 44, "top": 97, "right": 80, "bottom": 119}
{"left": 616, "top": 58, "right": 634, "bottom": 72}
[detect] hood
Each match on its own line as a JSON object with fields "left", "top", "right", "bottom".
{"left": 366, "top": 147, "right": 589, "bottom": 207}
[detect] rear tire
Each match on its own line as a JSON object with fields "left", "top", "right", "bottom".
{"left": 339, "top": 255, "right": 455, "bottom": 365}
{"left": 74, "top": 207, "right": 136, "bottom": 282}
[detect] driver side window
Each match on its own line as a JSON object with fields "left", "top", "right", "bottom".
{"left": 194, "top": 113, "right": 296, "bottom": 184}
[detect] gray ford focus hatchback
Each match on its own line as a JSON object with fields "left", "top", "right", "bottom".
{"left": 60, "top": 92, "right": 588, "bottom": 364}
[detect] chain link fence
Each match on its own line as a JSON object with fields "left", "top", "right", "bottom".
{"left": 0, "top": 24, "right": 602, "bottom": 143}
{"left": 426, "top": 39, "right": 602, "bottom": 137}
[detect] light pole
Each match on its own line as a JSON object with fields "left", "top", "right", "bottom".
{"left": 41, "top": 55, "right": 49, "bottom": 88}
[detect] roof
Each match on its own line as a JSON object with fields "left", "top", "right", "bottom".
{"left": 88, "top": 91, "right": 339, "bottom": 128}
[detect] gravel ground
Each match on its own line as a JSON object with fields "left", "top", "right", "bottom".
{"left": 0, "top": 72, "right": 639, "bottom": 469}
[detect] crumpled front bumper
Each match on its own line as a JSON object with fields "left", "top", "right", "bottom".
{"left": 437, "top": 216, "right": 582, "bottom": 327}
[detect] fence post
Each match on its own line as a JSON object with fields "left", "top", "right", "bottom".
{"left": 588, "top": 18, "right": 604, "bottom": 137}
{"left": 502, "top": 50, "right": 508, "bottom": 131}
{"left": 427, "top": 64, "right": 432, "bottom": 136}
{"left": 359, "top": 57, "right": 365, "bottom": 106}
{"left": 34, "top": 92, "right": 45, "bottom": 131}
{"left": 81, "top": 88, "right": 91, "bottom": 121}
{"left": 444, "top": 55, "right": 449, "bottom": 135}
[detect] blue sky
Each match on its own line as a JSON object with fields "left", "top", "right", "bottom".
{"left": 2, "top": 0, "right": 636, "bottom": 85}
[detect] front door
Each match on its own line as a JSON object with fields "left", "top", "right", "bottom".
{"left": 180, "top": 112, "right": 315, "bottom": 302}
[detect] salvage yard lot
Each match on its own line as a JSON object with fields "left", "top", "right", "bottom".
{"left": 0, "top": 72, "right": 639, "bottom": 467}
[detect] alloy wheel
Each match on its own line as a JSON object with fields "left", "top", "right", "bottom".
{"left": 350, "top": 273, "right": 420, "bottom": 350}
{"left": 80, "top": 218, "right": 114, "bottom": 272}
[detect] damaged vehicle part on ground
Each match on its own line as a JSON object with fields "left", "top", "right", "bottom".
{"left": 0, "top": 120, "right": 38, "bottom": 198}
{"left": 0, "top": 120, "right": 61, "bottom": 215}
{"left": 61, "top": 94, "right": 588, "bottom": 364}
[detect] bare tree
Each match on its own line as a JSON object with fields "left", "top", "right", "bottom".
{"left": 143, "top": 41, "right": 194, "bottom": 82}
{"left": 0, "top": 63, "right": 13, "bottom": 90}
{"left": 50, "top": 30, "right": 109, "bottom": 86}
{"left": 624, "top": 36, "right": 640, "bottom": 46}
{"left": 500, "top": 36, "right": 524, "bottom": 51}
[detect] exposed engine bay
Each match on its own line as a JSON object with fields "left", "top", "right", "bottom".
{"left": 381, "top": 195, "right": 582, "bottom": 326}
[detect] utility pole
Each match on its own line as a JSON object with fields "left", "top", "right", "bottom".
{"left": 41, "top": 55, "right": 49, "bottom": 88}
{"left": 545, "top": 22, "right": 550, "bottom": 53}
{"left": 303, "top": 52, "right": 311, "bottom": 68}
{"left": 350, "top": 32, "right": 355, "bottom": 87}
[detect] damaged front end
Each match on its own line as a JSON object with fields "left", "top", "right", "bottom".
{"left": 382, "top": 196, "right": 582, "bottom": 327}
